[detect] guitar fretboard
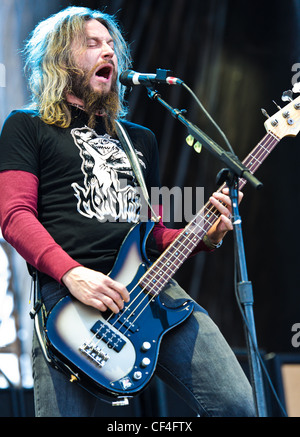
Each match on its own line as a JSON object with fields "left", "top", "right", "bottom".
{"left": 139, "top": 132, "right": 280, "bottom": 295}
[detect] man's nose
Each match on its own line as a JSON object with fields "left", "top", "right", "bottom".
{"left": 101, "top": 41, "right": 114, "bottom": 59}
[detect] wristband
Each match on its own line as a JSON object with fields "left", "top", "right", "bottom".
{"left": 203, "top": 234, "right": 223, "bottom": 249}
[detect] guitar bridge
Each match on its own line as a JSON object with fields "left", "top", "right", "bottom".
{"left": 79, "top": 342, "right": 110, "bottom": 367}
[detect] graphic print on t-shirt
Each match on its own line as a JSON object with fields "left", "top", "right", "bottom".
{"left": 71, "top": 126, "right": 145, "bottom": 223}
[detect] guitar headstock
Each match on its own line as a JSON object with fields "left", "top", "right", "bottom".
{"left": 263, "top": 93, "right": 300, "bottom": 139}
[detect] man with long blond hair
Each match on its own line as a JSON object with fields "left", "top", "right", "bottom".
{"left": 0, "top": 6, "right": 255, "bottom": 417}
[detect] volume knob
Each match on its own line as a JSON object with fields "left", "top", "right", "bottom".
{"left": 141, "top": 357, "right": 151, "bottom": 368}
{"left": 141, "top": 341, "right": 151, "bottom": 352}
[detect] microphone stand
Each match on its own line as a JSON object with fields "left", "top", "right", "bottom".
{"left": 146, "top": 86, "right": 267, "bottom": 417}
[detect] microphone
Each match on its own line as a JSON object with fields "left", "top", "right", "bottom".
{"left": 119, "top": 69, "right": 183, "bottom": 87}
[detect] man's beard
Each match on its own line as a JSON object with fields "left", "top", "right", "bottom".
{"left": 69, "top": 65, "right": 120, "bottom": 136}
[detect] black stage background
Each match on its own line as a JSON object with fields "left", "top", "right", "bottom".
{"left": 45, "top": 0, "right": 300, "bottom": 355}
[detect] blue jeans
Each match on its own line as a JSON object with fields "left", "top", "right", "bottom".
{"left": 32, "top": 279, "right": 255, "bottom": 417}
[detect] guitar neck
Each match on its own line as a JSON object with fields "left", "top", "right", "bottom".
{"left": 140, "top": 131, "right": 280, "bottom": 295}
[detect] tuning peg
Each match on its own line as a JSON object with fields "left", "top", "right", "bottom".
{"left": 292, "top": 82, "right": 300, "bottom": 94}
{"left": 261, "top": 108, "right": 270, "bottom": 119}
{"left": 281, "top": 90, "right": 293, "bottom": 102}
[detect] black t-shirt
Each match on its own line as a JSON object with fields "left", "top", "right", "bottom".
{"left": 0, "top": 107, "right": 161, "bottom": 274}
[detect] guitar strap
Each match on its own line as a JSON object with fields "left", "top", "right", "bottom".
{"left": 115, "top": 120, "right": 159, "bottom": 223}
{"left": 29, "top": 269, "right": 52, "bottom": 364}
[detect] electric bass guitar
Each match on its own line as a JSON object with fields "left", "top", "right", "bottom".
{"left": 43, "top": 93, "right": 300, "bottom": 405}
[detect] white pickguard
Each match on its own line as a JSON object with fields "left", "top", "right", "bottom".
{"left": 54, "top": 300, "right": 136, "bottom": 382}
{"left": 112, "top": 237, "right": 143, "bottom": 285}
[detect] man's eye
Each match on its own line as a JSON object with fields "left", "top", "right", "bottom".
{"left": 87, "top": 39, "right": 97, "bottom": 47}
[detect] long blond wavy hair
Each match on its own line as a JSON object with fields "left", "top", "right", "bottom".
{"left": 23, "top": 6, "right": 132, "bottom": 127}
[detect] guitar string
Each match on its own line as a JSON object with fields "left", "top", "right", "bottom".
{"left": 134, "top": 132, "right": 279, "bottom": 291}
{"left": 114, "top": 132, "right": 281, "bottom": 332}
{"left": 85, "top": 207, "right": 220, "bottom": 351}
{"left": 85, "top": 133, "right": 280, "bottom": 352}
{"left": 86, "top": 133, "right": 279, "bottom": 350}
{"left": 84, "top": 133, "right": 279, "bottom": 353}
{"left": 89, "top": 144, "right": 279, "bottom": 353}
{"left": 86, "top": 203, "right": 220, "bottom": 350}
{"left": 99, "top": 133, "right": 278, "bottom": 340}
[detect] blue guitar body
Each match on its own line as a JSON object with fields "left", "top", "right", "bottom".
{"left": 45, "top": 221, "right": 194, "bottom": 403}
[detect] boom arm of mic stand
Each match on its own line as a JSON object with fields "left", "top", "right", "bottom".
{"left": 146, "top": 88, "right": 263, "bottom": 190}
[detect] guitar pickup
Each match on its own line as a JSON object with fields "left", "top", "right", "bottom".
{"left": 91, "top": 321, "right": 126, "bottom": 352}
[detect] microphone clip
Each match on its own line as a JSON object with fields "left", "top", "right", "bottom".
{"left": 155, "top": 68, "right": 173, "bottom": 82}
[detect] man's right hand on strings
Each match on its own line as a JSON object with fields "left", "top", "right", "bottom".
{"left": 62, "top": 266, "right": 130, "bottom": 314}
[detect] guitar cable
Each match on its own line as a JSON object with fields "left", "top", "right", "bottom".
{"left": 181, "top": 82, "right": 235, "bottom": 154}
